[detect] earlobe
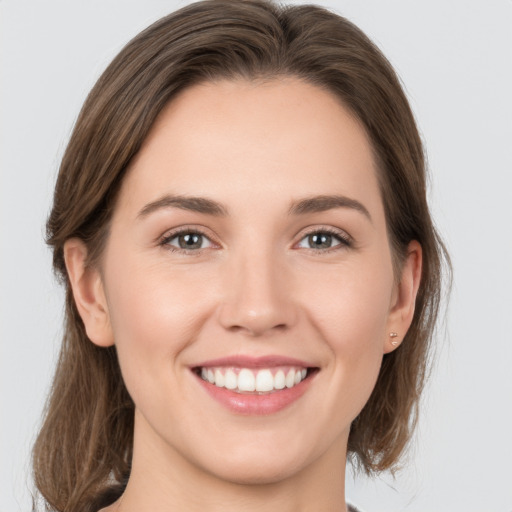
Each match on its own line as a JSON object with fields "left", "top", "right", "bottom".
{"left": 63, "top": 239, "right": 114, "bottom": 347}
{"left": 384, "top": 240, "right": 423, "bottom": 354}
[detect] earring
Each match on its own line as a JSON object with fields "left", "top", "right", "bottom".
{"left": 389, "top": 332, "right": 399, "bottom": 346}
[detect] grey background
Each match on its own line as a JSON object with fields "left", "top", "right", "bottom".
{"left": 1, "top": 1, "right": 511, "bottom": 510}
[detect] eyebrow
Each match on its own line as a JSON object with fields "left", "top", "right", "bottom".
{"left": 137, "top": 194, "right": 228, "bottom": 218}
{"left": 137, "top": 193, "right": 371, "bottom": 221}
{"left": 288, "top": 195, "right": 372, "bottom": 221}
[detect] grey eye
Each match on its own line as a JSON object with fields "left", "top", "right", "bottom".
{"left": 167, "top": 232, "right": 212, "bottom": 250}
{"left": 297, "top": 232, "right": 343, "bottom": 250}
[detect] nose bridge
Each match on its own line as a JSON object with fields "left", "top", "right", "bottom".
{"left": 218, "top": 238, "right": 296, "bottom": 336}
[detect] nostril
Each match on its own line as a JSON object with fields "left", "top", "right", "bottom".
{"left": 227, "top": 322, "right": 288, "bottom": 336}
{"left": 217, "top": 290, "right": 298, "bottom": 336}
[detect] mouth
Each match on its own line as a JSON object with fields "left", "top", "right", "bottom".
{"left": 191, "top": 356, "right": 319, "bottom": 415}
{"left": 194, "top": 366, "right": 313, "bottom": 394}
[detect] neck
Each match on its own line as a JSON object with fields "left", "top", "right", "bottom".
{"left": 112, "top": 410, "right": 349, "bottom": 512}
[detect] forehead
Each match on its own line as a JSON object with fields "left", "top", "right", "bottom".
{"left": 118, "top": 77, "right": 383, "bottom": 222}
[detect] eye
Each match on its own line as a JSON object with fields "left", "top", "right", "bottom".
{"left": 161, "top": 230, "right": 214, "bottom": 251}
{"left": 296, "top": 229, "right": 350, "bottom": 251}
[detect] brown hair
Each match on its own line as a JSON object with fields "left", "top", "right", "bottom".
{"left": 33, "top": 1, "right": 449, "bottom": 510}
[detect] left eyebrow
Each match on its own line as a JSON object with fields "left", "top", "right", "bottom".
{"left": 288, "top": 194, "right": 372, "bottom": 222}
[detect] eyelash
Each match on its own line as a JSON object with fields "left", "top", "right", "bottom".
{"left": 297, "top": 226, "right": 353, "bottom": 253}
{"left": 159, "top": 226, "right": 216, "bottom": 255}
{"left": 158, "top": 226, "right": 353, "bottom": 255}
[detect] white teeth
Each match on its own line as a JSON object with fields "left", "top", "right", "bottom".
{"left": 238, "top": 369, "right": 256, "bottom": 392}
{"left": 285, "top": 369, "right": 295, "bottom": 388}
{"left": 214, "top": 369, "right": 225, "bottom": 388}
{"left": 274, "top": 370, "right": 285, "bottom": 390}
{"left": 224, "top": 369, "right": 237, "bottom": 390}
{"left": 255, "top": 369, "right": 274, "bottom": 392}
{"left": 199, "top": 366, "right": 309, "bottom": 393}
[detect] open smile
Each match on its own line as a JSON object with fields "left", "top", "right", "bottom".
{"left": 192, "top": 356, "right": 319, "bottom": 415}
{"left": 196, "top": 366, "right": 309, "bottom": 393}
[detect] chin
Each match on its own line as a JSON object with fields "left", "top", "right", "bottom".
{"left": 203, "top": 455, "right": 305, "bottom": 486}
{"left": 184, "top": 429, "right": 323, "bottom": 487}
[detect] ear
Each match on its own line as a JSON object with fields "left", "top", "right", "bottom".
{"left": 384, "top": 240, "right": 423, "bottom": 354}
{"left": 63, "top": 238, "right": 114, "bottom": 347}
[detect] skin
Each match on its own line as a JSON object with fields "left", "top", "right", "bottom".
{"left": 64, "top": 78, "right": 422, "bottom": 512}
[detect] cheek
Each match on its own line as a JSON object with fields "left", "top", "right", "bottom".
{"left": 102, "top": 256, "right": 215, "bottom": 398}
{"left": 307, "top": 259, "right": 393, "bottom": 349}
{"left": 303, "top": 258, "right": 394, "bottom": 414}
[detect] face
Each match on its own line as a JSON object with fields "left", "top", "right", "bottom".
{"left": 78, "top": 78, "right": 411, "bottom": 485}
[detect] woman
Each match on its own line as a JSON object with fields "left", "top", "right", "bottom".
{"left": 32, "top": 1, "right": 448, "bottom": 511}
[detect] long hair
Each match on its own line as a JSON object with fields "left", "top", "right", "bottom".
{"left": 33, "top": 1, "right": 449, "bottom": 510}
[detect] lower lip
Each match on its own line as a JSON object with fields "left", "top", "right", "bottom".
{"left": 194, "top": 372, "right": 315, "bottom": 415}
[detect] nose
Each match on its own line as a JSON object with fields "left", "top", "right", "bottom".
{"left": 217, "top": 247, "right": 298, "bottom": 337}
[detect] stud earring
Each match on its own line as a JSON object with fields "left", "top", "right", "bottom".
{"left": 389, "top": 332, "right": 399, "bottom": 346}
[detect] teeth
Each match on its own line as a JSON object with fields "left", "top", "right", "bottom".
{"left": 274, "top": 370, "right": 285, "bottom": 390}
{"left": 214, "top": 369, "right": 225, "bottom": 388}
{"left": 255, "top": 369, "right": 274, "bottom": 392}
{"left": 199, "top": 366, "right": 309, "bottom": 393}
{"left": 224, "top": 369, "right": 237, "bottom": 390}
{"left": 285, "top": 369, "right": 295, "bottom": 388}
{"left": 238, "top": 369, "right": 255, "bottom": 392}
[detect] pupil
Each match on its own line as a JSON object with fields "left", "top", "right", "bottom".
{"left": 309, "top": 233, "right": 331, "bottom": 249}
{"left": 179, "top": 233, "right": 201, "bottom": 249}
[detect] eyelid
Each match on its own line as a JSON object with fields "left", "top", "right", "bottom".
{"left": 294, "top": 225, "right": 353, "bottom": 250}
{"left": 156, "top": 224, "right": 353, "bottom": 254}
{"left": 158, "top": 225, "right": 221, "bottom": 253}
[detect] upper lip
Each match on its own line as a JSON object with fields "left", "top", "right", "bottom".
{"left": 193, "top": 355, "right": 316, "bottom": 369}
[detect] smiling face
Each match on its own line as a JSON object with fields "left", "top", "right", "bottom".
{"left": 66, "top": 77, "right": 420, "bottom": 490}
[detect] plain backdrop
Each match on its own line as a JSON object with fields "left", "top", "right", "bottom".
{"left": 1, "top": 1, "right": 511, "bottom": 511}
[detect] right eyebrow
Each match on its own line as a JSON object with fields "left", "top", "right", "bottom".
{"left": 137, "top": 194, "right": 228, "bottom": 219}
